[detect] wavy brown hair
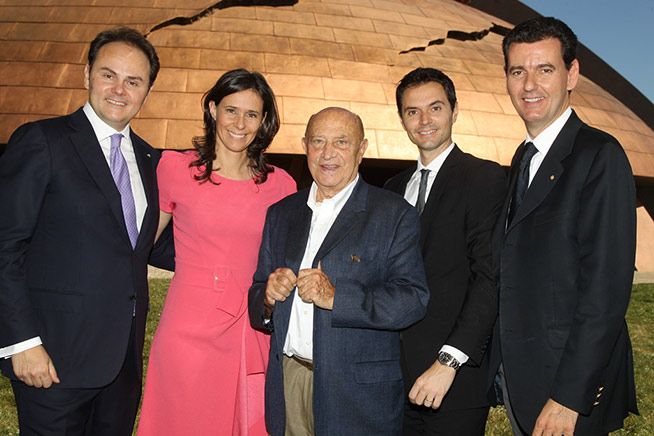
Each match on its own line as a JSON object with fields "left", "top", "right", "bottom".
{"left": 190, "top": 69, "right": 280, "bottom": 184}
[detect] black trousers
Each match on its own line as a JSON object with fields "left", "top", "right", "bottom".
{"left": 12, "top": 319, "right": 140, "bottom": 436}
{"left": 403, "top": 398, "right": 489, "bottom": 436}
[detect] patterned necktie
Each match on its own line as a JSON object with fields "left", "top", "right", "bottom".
{"left": 109, "top": 133, "right": 139, "bottom": 248}
{"left": 508, "top": 141, "right": 538, "bottom": 225}
{"left": 416, "top": 169, "right": 430, "bottom": 215}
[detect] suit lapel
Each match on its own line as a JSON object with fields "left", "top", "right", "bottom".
{"left": 506, "top": 112, "right": 582, "bottom": 232}
{"left": 283, "top": 191, "right": 312, "bottom": 274}
{"left": 68, "top": 109, "right": 128, "bottom": 239}
{"left": 313, "top": 179, "right": 367, "bottom": 266}
{"left": 131, "top": 132, "right": 155, "bottom": 250}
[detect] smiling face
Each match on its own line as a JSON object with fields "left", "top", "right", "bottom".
{"left": 209, "top": 88, "right": 265, "bottom": 155}
{"left": 506, "top": 37, "right": 579, "bottom": 138}
{"left": 85, "top": 41, "right": 152, "bottom": 131}
{"left": 302, "top": 108, "right": 368, "bottom": 202}
{"left": 399, "top": 82, "right": 458, "bottom": 165}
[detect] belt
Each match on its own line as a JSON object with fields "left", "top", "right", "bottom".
{"left": 291, "top": 354, "right": 314, "bottom": 371}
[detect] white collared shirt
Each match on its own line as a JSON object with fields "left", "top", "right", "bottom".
{"left": 404, "top": 142, "right": 455, "bottom": 208}
{"left": 403, "top": 142, "right": 469, "bottom": 366}
{"left": 525, "top": 107, "right": 572, "bottom": 187}
{"left": 83, "top": 102, "right": 147, "bottom": 231}
{"left": 283, "top": 175, "right": 360, "bottom": 360}
{"left": 0, "top": 104, "right": 148, "bottom": 359}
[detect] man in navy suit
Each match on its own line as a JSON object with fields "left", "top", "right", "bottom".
{"left": 249, "top": 107, "right": 430, "bottom": 435}
{"left": 385, "top": 68, "right": 506, "bottom": 435}
{"left": 0, "top": 27, "right": 172, "bottom": 435}
{"left": 488, "top": 17, "right": 637, "bottom": 436}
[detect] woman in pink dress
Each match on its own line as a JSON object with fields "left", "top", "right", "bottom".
{"left": 138, "top": 69, "right": 296, "bottom": 436}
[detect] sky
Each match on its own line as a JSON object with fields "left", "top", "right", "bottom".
{"left": 520, "top": 0, "right": 654, "bottom": 104}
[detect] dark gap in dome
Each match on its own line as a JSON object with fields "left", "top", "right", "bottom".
{"left": 399, "top": 23, "right": 510, "bottom": 54}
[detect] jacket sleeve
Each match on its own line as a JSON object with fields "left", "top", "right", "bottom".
{"left": 550, "top": 138, "right": 636, "bottom": 415}
{"left": 330, "top": 205, "right": 430, "bottom": 331}
{"left": 0, "top": 123, "right": 51, "bottom": 348}
{"left": 248, "top": 207, "right": 276, "bottom": 332}
{"left": 446, "top": 162, "right": 507, "bottom": 365}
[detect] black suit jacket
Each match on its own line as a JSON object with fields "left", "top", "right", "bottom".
{"left": 0, "top": 108, "right": 171, "bottom": 388}
{"left": 385, "top": 145, "right": 506, "bottom": 411}
{"left": 488, "top": 111, "right": 638, "bottom": 434}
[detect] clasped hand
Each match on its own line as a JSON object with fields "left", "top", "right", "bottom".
{"left": 265, "top": 262, "right": 335, "bottom": 311}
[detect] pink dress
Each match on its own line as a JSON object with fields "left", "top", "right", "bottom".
{"left": 138, "top": 150, "right": 296, "bottom": 436}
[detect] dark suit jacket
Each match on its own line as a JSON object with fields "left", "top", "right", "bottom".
{"left": 488, "top": 111, "right": 638, "bottom": 435}
{"left": 385, "top": 145, "right": 506, "bottom": 411}
{"left": 249, "top": 179, "right": 430, "bottom": 436}
{"left": 0, "top": 107, "right": 172, "bottom": 388}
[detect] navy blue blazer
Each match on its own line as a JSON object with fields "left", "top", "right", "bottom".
{"left": 0, "top": 108, "right": 171, "bottom": 388}
{"left": 488, "top": 111, "right": 638, "bottom": 434}
{"left": 249, "top": 178, "right": 429, "bottom": 436}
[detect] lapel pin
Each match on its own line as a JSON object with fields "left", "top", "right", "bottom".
{"left": 350, "top": 254, "right": 361, "bottom": 263}
{"left": 550, "top": 174, "right": 555, "bottom": 180}
{"left": 146, "top": 153, "right": 151, "bottom": 158}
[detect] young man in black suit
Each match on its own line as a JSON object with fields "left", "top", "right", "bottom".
{"left": 489, "top": 17, "right": 637, "bottom": 436}
{"left": 385, "top": 67, "right": 506, "bottom": 435}
{"left": 0, "top": 27, "right": 172, "bottom": 435}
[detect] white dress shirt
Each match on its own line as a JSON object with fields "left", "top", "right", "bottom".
{"left": 0, "top": 103, "right": 147, "bottom": 359}
{"left": 283, "top": 175, "right": 359, "bottom": 361}
{"left": 526, "top": 107, "right": 572, "bottom": 187}
{"left": 403, "top": 143, "right": 469, "bottom": 365}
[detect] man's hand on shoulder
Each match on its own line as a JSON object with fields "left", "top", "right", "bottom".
{"left": 12, "top": 345, "right": 60, "bottom": 388}
{"left": 297, "top": 262, "right": 335, "bottom": 310}
{"left": 532, "top": 398, "right": 579, "bottom": 436}
{"left": 408, "top": 361, "right": 456, "bottom": 409}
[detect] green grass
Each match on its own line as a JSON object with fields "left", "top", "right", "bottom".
{"left": 1, "top": 282, "right": 653, "bottom": 435}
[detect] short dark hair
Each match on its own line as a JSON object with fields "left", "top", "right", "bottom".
{"left": 396, "top": 68, "right": 457, "bottom": 113}
{"left": 191, "top": 69, "right": 280, "bottom": 185}
{"left": 502, "top": 17, "right": 578, "bottom": 72}
{"left": 88, "top": 27, "right": 160, "bottom": 86}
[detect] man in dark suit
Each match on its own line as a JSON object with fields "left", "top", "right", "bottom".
{"left": 488, "top": 17, "right": 638, "bottom": 436}
{"left": 0, "top": 27, "right": 172, "bottom": 435}
{"left": 385, "top": 67, "right": 506, "bottom": 435}
{"left": 249, "top": 107, "right": 430, "bottom": 436}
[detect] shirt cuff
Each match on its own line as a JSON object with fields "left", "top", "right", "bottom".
{"left": 440, "top": 344, "right": 469, "bottom": 365}
{"left": 0, "top": 337, "right": 43, "bottom": 359}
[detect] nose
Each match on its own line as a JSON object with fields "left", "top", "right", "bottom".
{"left": 235, "top": 113, "right": 246, "bottom": 129}
{"left": 523, "top": 72, "right": 537, "bottom": 92}
{"left": 321, "top": 141, "right": 336, "bottom": 159}
{"left": 419, "top": 111, "right": 430, "bottom": 125}
{"left": 112, "top": 81, "right": 126, "bottom": 96}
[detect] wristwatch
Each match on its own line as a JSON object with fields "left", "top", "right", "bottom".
{"left": 438, "top": 351, "right": 461, "bottom": 370}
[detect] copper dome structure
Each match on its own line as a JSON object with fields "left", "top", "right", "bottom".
{"left": 1, "top": 0, "right": 653, "bottom": 268}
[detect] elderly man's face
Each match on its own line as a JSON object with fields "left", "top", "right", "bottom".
{"left": 302, "top": 109, "right": 368, "bottom": 202}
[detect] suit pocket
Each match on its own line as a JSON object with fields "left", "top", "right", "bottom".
{"left": 547, "top": 325, "right": 570, "bottom": 349}
{"left": 29, "top": 288, "right": 84, "bottom": 313}
{"left": 355, "top": 360, "right": 402, "bottom": 384}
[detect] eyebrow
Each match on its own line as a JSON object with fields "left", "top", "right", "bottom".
{"left": 508, "top": 62, "right": 556, "bottom": 73}
{"left": 404, "top": 100, "right": 445, "bottom": 111}
{"left": 99, "top": 67, "right": 144, "bottom": 82}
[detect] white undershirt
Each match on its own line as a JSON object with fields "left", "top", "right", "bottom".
{"left": 282, "top": 175, "right": 359, "bottom": 361}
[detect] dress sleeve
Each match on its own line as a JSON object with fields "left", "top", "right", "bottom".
{"left": 278, "top": 167, "right": 297, "bottom": 197}
{"left": 157, "top": 150, "right": 178, "bottom": 213}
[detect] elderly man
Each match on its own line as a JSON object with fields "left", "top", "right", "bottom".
{"left": 489, "top": 17, "right": 637, "bottom": 436}
{"left": 0, "top": 28, "right": 172, "bottom": 435}
{"left": 249, "top": 107, "right": 429, "bottom": 436}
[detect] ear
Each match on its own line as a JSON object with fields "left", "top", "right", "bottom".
{"left": 208, "top": 101, "right": 217, "bottom": 120}
{"left": 301, "top": 137, "right": 308, "bottom": 154}
{"left": 567, "top": 59, "right": 579, "bottom": 92}
{"left": 358, "top": 138, "right": 369, "bottom": 162}
{"left": 84, "top": 64, "right": 90, "bottom": 90}
{"left": 398, "top": 110, "right": 407, "bottom": 131}
{"left": 452, "top": 102, "right": 459, "bottom": 125}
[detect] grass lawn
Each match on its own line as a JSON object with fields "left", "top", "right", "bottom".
{"left": 1, "top": 281, "right": 653, "bottom": 435}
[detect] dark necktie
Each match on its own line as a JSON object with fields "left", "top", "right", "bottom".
{"left": 508, "top": 141, "right": 537, "bottom": 225}
{"left": 416, "top": 169, "right": 430, "bottom": 215}
{"left": 110, "top": 133, "right": 139, "bottom": 248}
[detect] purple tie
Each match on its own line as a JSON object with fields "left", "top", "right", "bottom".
{"left": 110, "top": 133, "right": 139, "bottom": 248}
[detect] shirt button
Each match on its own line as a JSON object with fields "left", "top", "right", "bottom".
{"left": 304, "top": 311, "right": 308, "bottom": 315}
{"left": 306, "top": 341, "right": 310, "bottom": 345}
